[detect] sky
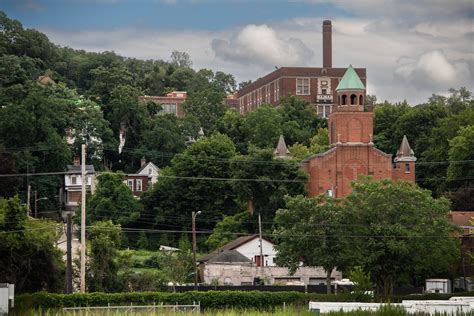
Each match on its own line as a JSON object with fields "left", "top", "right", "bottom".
{"left": 2, "top": 0, "right": 473, "bottom": 104}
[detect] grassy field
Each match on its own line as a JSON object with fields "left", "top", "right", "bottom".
{"left": 13, "top": 306, "right": 474, "bottom": 316}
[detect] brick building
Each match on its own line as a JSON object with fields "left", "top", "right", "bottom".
{"left": 303, "top": 66, "right": 416, "bottom": 198}
{"left": 235, "top": 20, "right": 366, "bottom": 118}
{"left": 138, "top": 91, "right": 187, "bottom": 117}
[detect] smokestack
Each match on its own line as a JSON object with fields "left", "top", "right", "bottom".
{"left": 323, "top": 20, "right": 332, "bottom": 68}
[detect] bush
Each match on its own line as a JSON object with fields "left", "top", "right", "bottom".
{"left": 14, "top": 290, "right": 474, "bottom": 312}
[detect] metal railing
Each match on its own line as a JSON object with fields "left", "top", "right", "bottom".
{"left": 63, "top": 302, "right": 200, "bottom": 314}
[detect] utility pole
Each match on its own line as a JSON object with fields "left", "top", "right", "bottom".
{"left": 63, "top": 210, "right": 74, "bottom": 293}
{"left": 27, "top": 184, "right": 31, "bottom": 216}
{"left": 34, "top": 190, "right": 37, "bottom": 218}
{"left": 80, "top": 144, "right": 86, "bottom": 293}
{"left": 192, "top": 211, "right": 201, "bottom": 291}
{"left": 258, "top": 213, "right": 264, "bottom": 275}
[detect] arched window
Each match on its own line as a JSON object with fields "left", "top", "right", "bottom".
{"left": 342, "top": 94, "right": 347, "bottom": 105}
{"left": 359, "top": 95, "right": 363, "bottom": 105}
{"left": 350, "top": 94, "right": 357, "bottom": 105}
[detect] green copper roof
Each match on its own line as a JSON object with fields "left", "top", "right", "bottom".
{"left": 336, "top": 65, "right": 365, "bottom": 91}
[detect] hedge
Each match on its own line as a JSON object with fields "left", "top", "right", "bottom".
{"left": 14, "top": 291, "right": 474, "bottom": 311}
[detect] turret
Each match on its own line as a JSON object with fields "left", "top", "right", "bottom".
{"left": 273, "top": 135, "right": 290, "bottom": 159}
{"left": 393, "top": 135, "right": 416, "bottom": 182}
{"left": 335, "top": 65, "right": 366, "bottom": 112}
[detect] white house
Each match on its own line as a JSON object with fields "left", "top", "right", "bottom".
{"left": 201, "top": 235, "right": 277, "bottom": 267}
{"left": 198, "top": 235, "right": 342, "bottom": 286}
{"left": 64, "top": 157, "right": 96, "bottom": 209}
{"left": 135, "top": 158, "right": 160, "bottom": 185}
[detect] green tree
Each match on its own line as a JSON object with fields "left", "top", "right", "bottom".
{"left": 346, "top": 177, "right": 460, "bottom": 297}
{"left": 206, "top": 212, "right": 251, "bottom": 250}
{"left": 231, "top": 147, "right": 307, "bottom": 221}
{"left": 274, "top": 195, "right": 351, "bottom": 294}
{"left": 447, "top": 125, "right": 474, "bottom": 186}
{"left": 88, "top": 220, "right": 122, "bottom": 292}
{"left": 0, "top": 196, "right": 64, "bottom": 293}
{"left": 241, "top": 105, "right": 283, "bottom": 149}
{"left": 182, "top": 89, "right": 227, "bottom": 134}
{"left": 279, "top": 96, "right": 325, "bottom": 146}
{"left": 87, "top": 172, "right": 142, "bottom": 225}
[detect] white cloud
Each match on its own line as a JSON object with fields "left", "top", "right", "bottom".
{"left": 38, "top": 0, "right": 474, "bottom": 105}
{"left": 395, "top": 50, "right": 471, "bottom": 90}
{"left": 211, "top": 24, "right": 314, "bottom": 68}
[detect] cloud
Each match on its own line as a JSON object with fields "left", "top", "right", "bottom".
{"left": 395, "top": 50, "right": 471, "bottom": 90}
{"left": 211, "top": 24, "right": 314, "bottom": 68}
{"left": 37, "top": 0, "right": 474, "bottom": 105}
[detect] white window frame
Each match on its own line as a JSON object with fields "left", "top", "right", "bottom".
{"left": 127, "top": 179, "right": 134, "bottom": 191}
{"left": 71, "top": 176, "right": 77, "bottom": 185}
{"left": 296, "top": 78, "right": 310, "bottom": 95}
{"left": 136, "top": 179, "right": 143, "bottom": 192}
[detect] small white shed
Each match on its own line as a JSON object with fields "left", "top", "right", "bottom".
{"left": 425, "top": 278, "right": 451, "bottom": 294}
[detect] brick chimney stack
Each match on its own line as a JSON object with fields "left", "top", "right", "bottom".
{"left": 73, "top": 155, "right": 80, "bottom": 166}
{"left": 323, "top": 20, "right": 332, "bottom": 68}
{"left": 140, "top": 157, "right": 146, "bottom": 167}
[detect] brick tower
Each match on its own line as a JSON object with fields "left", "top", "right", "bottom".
{"left": 304, "top": 66, "right": 416, "bottom": 198}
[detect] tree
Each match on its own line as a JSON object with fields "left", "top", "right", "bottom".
{"left": 279, "top": 96, "right": 325, "bottom": 146}
{"left": 346, "top": 177, "right": 460, "bottom": 297}
{"left": 87, "top": 172, "right": 142, "bottom": 226}
{"left": 0, "top": 196, "right": 64, "bottom": 293}
{"left": 273, "top": 195, "right": 351, "bottom": 294}
{"left": 241, "top": 105, "right": 283, "bottom": 149}
{"left": 88, "top": 220, "right": 122, "bottom": 292}
{"left": 142, "top": 133, "right": 238, "bottom": 238}
{"left": 182, "top": 89, "right": 227, "bottom": 134}
{"left": 206, "top": 212, "right": 251, "bottom": 250}
{"left": 170, "top": 50, "right": 192, "bottom": 68}
{"left": 231, "top": 147, "right": 307, "bottom": 221}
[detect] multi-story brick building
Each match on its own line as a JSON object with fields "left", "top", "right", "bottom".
{"left": 235, "top": 20, "right": 366, "bottom": 118}
{"left": 138, "top": 91, "right": 187, "bottom": 117}
{"left": 302, "top": 66, "right": 416, "bottom": 198}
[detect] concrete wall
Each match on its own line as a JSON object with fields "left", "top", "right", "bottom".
{"left": 202, "top": 263, "right": 341, "bottom": 286}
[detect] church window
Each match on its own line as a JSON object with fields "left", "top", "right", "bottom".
{"left": 342, "top": 94, "right": 347, "bottom": 105}
{"left": 322, "top": 88, "right": 327, "bottom": 95}
{"left": 405, "top": 163, "right": 410, "bottom": 173}
{"left": 296, "top": 78, "right": 310, "bottom": 95}
{"left": 350, "top": 94, "right": 357, "bottom": 105}
{"left": 359, "top": 95, "right": 363, "bottom": 105}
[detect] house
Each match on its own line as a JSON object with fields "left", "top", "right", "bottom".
{"left": 124, "top": 158, "right": 160, "bottom": 197}
{"left": 235, "top": 21, "right": 367, "bottom": 118}
{"left": 198, "top": 235, "right": 342, "bottom": 286}
{"left": 138, "top": 91, "right": 187, "bottom": 117}
{"left": 302, "top": 66, "right": 416, "bottom": 198}
{"left": 64, "top": 157, "right": 96, "bottom": 210}
{"left": 200, "top": 235, "right": 278, "bottom": 267}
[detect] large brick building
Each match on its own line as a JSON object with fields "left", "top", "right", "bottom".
{"left": 235, "top": 20, "right": 366, "bottom": 118}
{"left": 302, "top": 66, "right": 416, "bottom": 198}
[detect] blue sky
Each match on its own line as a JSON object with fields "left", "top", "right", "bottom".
{"left": 3, "top": 1, "right": 348, "bottom": 31}
{"left": 1, "top": 0, "right": 473, "bottom": 104}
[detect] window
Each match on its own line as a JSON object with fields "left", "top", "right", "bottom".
{"left": 405, "top": 163, "right": 410, "bottom": 173}
{"left": 127, "top": 179, "right": 134, "bottom": 191}
{"left": 296, "top": 78, "right": 310, "bottom": 95}
{"left": 159, "top": 103, "right": 177, "bottom": 115}
{"left": 148, "top": 168, "right": 152, "bottom": 175}
{"left": 274, "top": 80, "right": 280, "bottom": 101}
{"left": 71, "top": 176, "right": 77, "bottom": 185}
{"left": 136, "top": 179, "right": 142, "bottom": 191}
{"left": 321, "top": 88, "right": 327, "bottom": 95}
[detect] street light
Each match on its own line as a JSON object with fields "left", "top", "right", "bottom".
{"left": 34, "top": 190, "right": 48, "bottom": 218}
{"left": 192, "top": 211, "right": 202, "bottom": 291}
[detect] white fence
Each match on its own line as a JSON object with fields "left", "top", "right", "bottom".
{"left": 63, "top": 302, "right": 200, "bottom": 314}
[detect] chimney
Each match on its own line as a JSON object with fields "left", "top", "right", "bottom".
{"left": 140, "top": 157, "right": 146, "bottom": 167}
{"left": 73, "top": 155, "right": 80, "bottom": 166}
{"left": 323, "top": 20, "right": 332, "bottom": 68}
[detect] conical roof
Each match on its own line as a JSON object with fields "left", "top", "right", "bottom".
{"left": 394, "top": 135, "right": 416, "bottom": 162}
{"left": 336, "top": 65, "right": 365, "bottom": 91}
{"left": 273, "top": 135, "right": 290, "bottom": 158}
